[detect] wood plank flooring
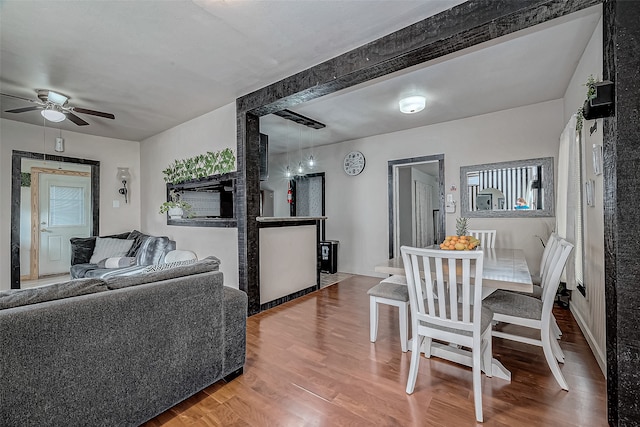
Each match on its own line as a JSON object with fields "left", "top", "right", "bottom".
{"left": 144, "top": 275, "right": 607, "bottom": 426}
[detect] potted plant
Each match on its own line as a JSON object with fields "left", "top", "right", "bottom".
{"left": 159, "top": 189, "right": 193, "bottom": 219}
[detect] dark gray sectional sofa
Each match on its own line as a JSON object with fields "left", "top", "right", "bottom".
{"left": 0, "top": 257, "right": 247, "bottom": 427}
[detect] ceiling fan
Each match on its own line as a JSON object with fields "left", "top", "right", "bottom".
{"left": 0, "top": 89, "right": 115, "bottom": 126}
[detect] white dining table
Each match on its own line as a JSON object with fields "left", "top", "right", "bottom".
{"left": 374, "top": 247, "right": 533, "bottom": 293}
{"left": 374, "top": 247, "right": 534, "bottom": 382}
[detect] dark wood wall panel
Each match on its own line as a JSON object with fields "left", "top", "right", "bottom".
{"left": 603, "top": 0, "right": 640, "bottom": 424}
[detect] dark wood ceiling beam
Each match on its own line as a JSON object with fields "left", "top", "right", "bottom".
{"left": 237, "top": 0, "right": 600, "bottom": 116}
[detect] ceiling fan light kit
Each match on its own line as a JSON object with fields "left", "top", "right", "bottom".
{"left": 41, "top": 105, "right": 66, "bottom": 122}
{"left": 399, "top": 96, "right": 426, "bottom": 114}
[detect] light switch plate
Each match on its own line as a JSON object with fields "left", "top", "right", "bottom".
{"left": 113, "top": 200, "right": 120, "bottom": 208}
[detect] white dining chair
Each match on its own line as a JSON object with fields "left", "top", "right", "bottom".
{"left": 368, "top": 274, "right": 409, "bottom": 352}
{"left": 482, "top": 238, "right": 574, "bottom": 390}
{"left": 402, "top": 246, "right": 492, "bottom": 423}
{"left": 509, "top": 232, "right": 563, "bottom": 339}
{"left": 531, "top": 232, "right": 561, "bottom": 290}
{"left": 468, "top": 230, "right": 496, "bottom": 248}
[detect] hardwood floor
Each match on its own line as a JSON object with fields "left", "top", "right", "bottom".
{"left": 144, "top": 275, "right": 607, "bottom": 426}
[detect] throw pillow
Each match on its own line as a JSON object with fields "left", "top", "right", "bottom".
{"left": 97, "top": 257, "right": 137, "bottom": 269}
{"left": 125, "top": 230, "right": 150, "bottom": 257}
{"left": 89, "top": 237, "right": 134, "bottom": 264}
{"left": 142, "top": 259, "right": 197, "bottom": 273}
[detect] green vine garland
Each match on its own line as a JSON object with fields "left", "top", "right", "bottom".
{"left": 162, "top": 148, "right": 235, "bottom": 184}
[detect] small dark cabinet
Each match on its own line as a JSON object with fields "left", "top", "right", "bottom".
{"left": 582, "top": 81, "right": 614, "bottom": 120}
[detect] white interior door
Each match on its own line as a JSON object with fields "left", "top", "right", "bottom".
{"left": 39, "top": 174, "right": 91, "bottom": 276}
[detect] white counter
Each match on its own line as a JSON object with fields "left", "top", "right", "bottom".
{"left": 258, "top": 216, "right": 326, "bottom": 306}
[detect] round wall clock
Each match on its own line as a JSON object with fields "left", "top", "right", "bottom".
{"left": 343, "top": 151, "right": 366, "bottom": 176}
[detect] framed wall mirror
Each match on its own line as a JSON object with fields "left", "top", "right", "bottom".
{"left": 460, "top": 157, "right": 554, "bottom": 218}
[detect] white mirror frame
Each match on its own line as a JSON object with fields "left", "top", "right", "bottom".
{"left": 460, "top": 157, "right": 554, "bottom": 218}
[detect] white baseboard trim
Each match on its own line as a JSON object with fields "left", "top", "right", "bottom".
{"left": 570, "top": 304, "right": 607, "bottom": 378}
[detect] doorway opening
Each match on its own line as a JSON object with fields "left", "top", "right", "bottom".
{"left": 290, "top": 172, "right": 325, "bottom": 240}
{"left": 11, "top": 150, "right": 100, "bottom": 289}
{"left": 27, "top": 166, "right": 91, "bottom": 281}
{"left": 388, "top": 154, "right": 445, "bottom": 259}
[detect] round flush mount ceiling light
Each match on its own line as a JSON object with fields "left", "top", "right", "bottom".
{"left": 399, "top": 96, "right": 426, "bottom": 114}
{"left": 41, "top": 105, "right": 66, "bottom": 122}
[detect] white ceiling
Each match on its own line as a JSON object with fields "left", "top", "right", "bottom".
{"left": 0, "top": 0, "right": 467, "bottom": 141}
{"left": 1, "top": 2, "right": 601, "bottom": 149}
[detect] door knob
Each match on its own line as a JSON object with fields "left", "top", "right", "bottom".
{"left": 40, "top": 228, "right": 52, "bottom": 233}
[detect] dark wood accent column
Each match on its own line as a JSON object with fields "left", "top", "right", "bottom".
{"left": 10, "top": 153, "right": 21, "bottom": 289}
{"left": 236, "top": 109, "right": 261, "bottom": 315}
{"left": 603, "top": 1, "right": 640, "bottom": 425}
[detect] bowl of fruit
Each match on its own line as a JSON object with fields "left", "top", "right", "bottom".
{"left": 438, "top": 217, "right": 480, "bottom": 250}
{"left": 439, "top": 235, "right": 480, "bottom": 250}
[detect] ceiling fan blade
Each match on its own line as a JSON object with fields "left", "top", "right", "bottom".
{"left": 6, "top": 106, "right": 42, "bottom": 113}
{"left": 72, "top": 107, "right": 115, "bottom": 120}
{"left": 65, "top": 112, "right": 90, "bottom": 126}
{"left": 0, "top": 92, "right": 39, "bottom": 103}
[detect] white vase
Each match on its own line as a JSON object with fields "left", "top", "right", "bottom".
{"left": 168, "top": 207, "right": 184, "bottom": 219}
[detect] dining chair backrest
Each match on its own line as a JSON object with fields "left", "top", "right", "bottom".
{"left": 538, "top": 232, "right": 560, "bottom": 284}
{"left": 468, "top": 230, "right": 496, "bottom": 248}
{"left": 401, "top": 246, "right": 485, "bottom": 335}
{"left": 540, "top": 238, "right": 574, "bottom": 313}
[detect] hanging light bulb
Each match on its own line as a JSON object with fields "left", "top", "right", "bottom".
{"left": 297, "top": 162, "right": 304, "bottom": 174}
{"left": 285, "top": 165, "right": 291, "bottom": 178}
{"left": 307, "top": 155, "right": 315, "bottom": 168}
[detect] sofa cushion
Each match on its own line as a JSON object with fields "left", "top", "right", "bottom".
{"left": 0, "top": 278, "right": 107, "bottom": 310}
{"left": 97, "top": 257, "right": 137, "bottom": 269}
{"left": 105, "top": 256, "right": 221, "bottom": 290}
{"left": 89, "top": 237, "right": 135, "bottom": 264}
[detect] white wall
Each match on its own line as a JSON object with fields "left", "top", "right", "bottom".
{"left": 139, "top": 103, "right": 239, "bottom": 289}
{"left": 0, "top": 119, "right": 141, "bottom": 290}
{"left": 264, "top": 100, "right": 563, "bottom": 278}
{"left": 562, "top": 15, "right": 606, "bottom": 375}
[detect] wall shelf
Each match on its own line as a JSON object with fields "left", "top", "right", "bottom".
{"left": 166, "top": 171, "right": 237, "bottom": 228}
